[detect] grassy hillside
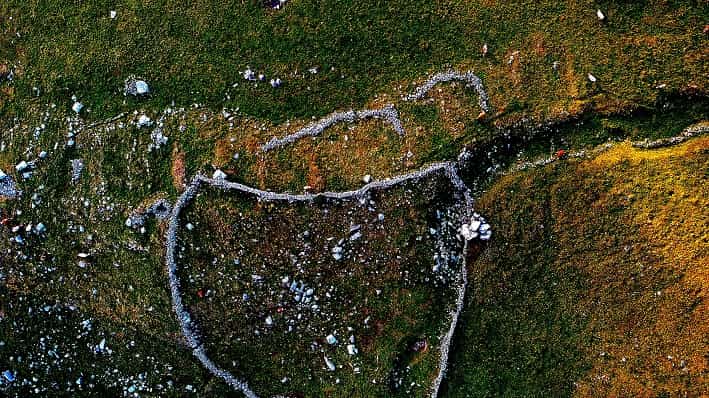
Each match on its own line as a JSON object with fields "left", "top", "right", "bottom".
{"left": 444, "top": 137, "right": 709, "bottom": 397}
{"left": 1, "top": 0, "right": 707, "bottom": 124}
{"left": 0, "top": 1, "right": 708, "bottom": 396}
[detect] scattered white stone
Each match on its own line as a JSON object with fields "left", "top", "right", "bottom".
{"left": 347, "top": 344, "right": 358, "bottom": 355}
{"left": 241, "top": 68, "right": 256, "bottom": 81}
{"left": 459, "top": 214, "right": 492, "bottom": 241}
{"left": 72, "top": 102, "right": 84, "bottom": 114}
{"left": 137, "top": 114, "right": 152, "bottom": 128}
{"left": 470, "top": 220, "right": 481, "bottom": 231}
{"left": 324, "top": 356, "right": 336, "bottom": 371}
{"left": 71, "top": 159, "right": 84, "bottom": 183}
{"left": 270, "top": 78, "right": 282, "bottom": 88}
{"left": 265, "top": 316, "right": 273, "bottom": 326}
{"left": 587, "top": 73, "right": 598, "bottom": 83}
{"left": 135, "top": 80, "right": 149, "bottom": 95}
{"left": 362, "top": 174, "right": 372, "bottom": 184}
{"left": 150, "top": 128, "right": 168, "bottom": 150}
{"left": 109, "top": 10, "right": 117, "bottom": 19}
{"left": 326, "top": 334, "right": 338, "bottom": 345}
{"left": 596, "top": 9, "right": 606, "bottom": 21}
{"left": 34, "top": 223, "right": 46, "bottom": 234}
{"left": 212, "top": 169, "right": 227, "bottom": 180}
{"left": 331, "top": 245, "right": 343, "bottom": 261}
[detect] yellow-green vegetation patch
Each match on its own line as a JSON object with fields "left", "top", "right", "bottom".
{"left": 443, "top": 137, "right": 709, "bottom": 397}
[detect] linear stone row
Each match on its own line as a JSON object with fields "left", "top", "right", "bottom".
{"left": 631, "top": 121, "right": 709, "bottom": 149}
{"left": 505, "top": 121, "right": 709, "bottom": 175}
{"left": 261, "top": 70, "right": 489, "bottom": 152}
{"left": 261, "top": 104, "right": 404, "bottom": 152}
{"left": 404, "top": 71, "right": 490, "bottom": 113}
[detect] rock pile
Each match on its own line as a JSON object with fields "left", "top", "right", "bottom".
{"left": 458, "top": 213, "right": 492, "bottom": 241}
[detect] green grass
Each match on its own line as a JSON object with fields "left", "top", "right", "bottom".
{"left": 1, "top": 1, "right": 708, "bottom": 396}
{"left": 2, "top": 0, "right": 707, "bottom": 124}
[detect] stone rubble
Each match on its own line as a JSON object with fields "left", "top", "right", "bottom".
{"left": 70, "top": 159, "right": 84, "bottom": 183}
{"left": 0, "top": 169, "right": 19, "bottom": 198}
{"left": 124, "top": 76, "right": 150, "bottom": 96}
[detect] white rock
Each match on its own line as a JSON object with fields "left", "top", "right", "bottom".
{"left": 137, "top": 114, "right": 152, "bottom": 128}
{"left": 362, "top": 174, "right": 372, "bottom": 184}
{"left": 596, "top": 9, "right": 606, "bottom": 21}
{"left": 324, "top": 356, "right": 336, "bottom": 371}
{"left": 135, "top": 80, "right": 150, "bottom": 95}
{"left": 72, "top": 102, "right": 84, "bottom": 113}
{"left": 347, "top": 344, "right": 358, "bottom": 355}
{"left": 212, "top": 169, "right": 227, "bottom": 180}
{"left": 242, "top": 68, "right": 255, "bottom": 81}
{"left": 470, "top": 220, "right": 481, "bottom": 231}
{"left": 265, "top": 316, "right": 273, "bottom": 326}
{"left": 109, "top": 10, "right": 117, "bottom": 19}
{"left": 326, "top": 334, "right": 338, "bottom": 345}
{"left": 15, "top": 161, "right": 28, "bottom": 172}
{"left": 186, "top": 223, "right": 194, "bottom": 231}
{"left": 34, "top": 223, "right": 46, "bottom": 234}
{"left": 587, "top": 73, "right": 598, "bottom": 82}
{"left": 332, "top": 245, "right": 343, "bottom": 261}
